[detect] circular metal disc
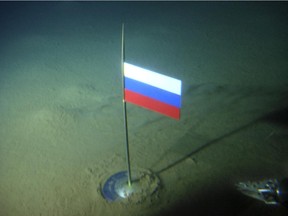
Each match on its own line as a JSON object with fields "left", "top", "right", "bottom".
{"left": 101, "top": 171, "right": 129, "bottom": 202}
{"left": 101, "top": 170, "right": 160, "bottom": 203}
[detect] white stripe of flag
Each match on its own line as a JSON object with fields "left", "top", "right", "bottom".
{"left": 124, "top": 62, "right": 181, "bottom": 95}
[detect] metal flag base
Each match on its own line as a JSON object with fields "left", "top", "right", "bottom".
{"left": 101, "top": 169, "right": 160, "bottom": 203}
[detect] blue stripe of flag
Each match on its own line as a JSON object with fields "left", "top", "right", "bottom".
{"left": 125, "top": 77, "right": 181, "bottom": 108}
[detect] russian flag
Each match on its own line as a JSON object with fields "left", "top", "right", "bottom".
{"left": 123, "top": 62, "right": 182, "bottom": 120}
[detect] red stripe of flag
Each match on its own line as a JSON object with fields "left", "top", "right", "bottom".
{"left": 125, "top": 89, "right": 180, "bottom": 119}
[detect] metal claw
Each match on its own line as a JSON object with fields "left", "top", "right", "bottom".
{"left": 236, "top": 179, "right": 280, "bottom": 205}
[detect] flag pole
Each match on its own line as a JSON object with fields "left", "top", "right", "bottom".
{"left": 121, "top": 23, "right": 132, "bottom": 186}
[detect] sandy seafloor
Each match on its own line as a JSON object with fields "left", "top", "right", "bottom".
{"left": 0, "top": 1, "right": 288, "bottom": 216}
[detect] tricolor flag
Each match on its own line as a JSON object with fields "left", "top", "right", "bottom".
{"left": 123, "top": 62, "right": 182, "bottom": 120}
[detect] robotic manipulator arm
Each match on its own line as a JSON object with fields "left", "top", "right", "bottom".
{"left": 236, "top": 178, "right": 288, "bottom": 208}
